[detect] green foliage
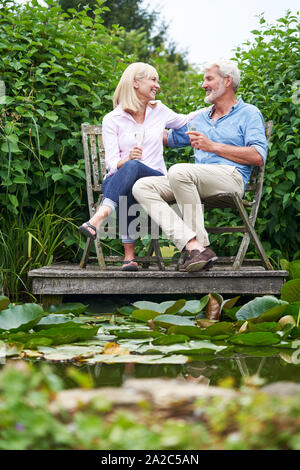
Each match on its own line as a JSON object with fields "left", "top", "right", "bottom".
{"left": 233, "top": 11, "right": 300, "bottom": 259}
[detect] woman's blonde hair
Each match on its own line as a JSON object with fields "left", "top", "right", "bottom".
{"left": 113, "top": 62, "right": 159, "bottom": 113}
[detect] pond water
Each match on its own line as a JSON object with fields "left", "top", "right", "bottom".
{"left": 30, "top": 354, "right": 300, "bottom": 390}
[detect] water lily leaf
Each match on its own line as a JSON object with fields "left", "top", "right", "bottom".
{"left": 0, "top": 303, "right": 44, "bottom": 332}
{"left": 284, "top": 302, "right": 300, "bottom": 320}
{"left": 222, "top": 296, "right": 240, "bottom": 311}
{"left": 131, "top": 309, "right": 161, "bottom": 322}
{"left": 228, "top": 331, "right": 281, "bottom": 346}
{"left": 232, "top": 345, "right": 278, "bottom": 357}
{"left": 34, "top": 314, "right": 84, "bottom": 331}
{"left": 111, "top": 329, "right": 162, "bottom": 339}
{"left": 152, "top": 334, "right": 189, "bottom": 345}
{"left": 281, "top": 280, "right": 300, "bottom": 302}
{"left": 167, "top": 325, "right": 210, "bottom": 339}
{"left": 138, "top": 340, "right": 227, "bottom": 356}
{"left": 132, "top": 299, "right": 186, "bottom": 315}
{"left": 247, "top": 322, "right": 281, "bottom": 333}
{"left": 236, "top": 296, "right": 288, "bottom": 322}
{"left": 46, "top": 303, "right": 88, "bottom": 316}
{"left": 116, "top": 306, "right": 135, "bottom": 316}
{"left": 178, "top": 299, "right": 207, "bottom": 316}
{"left": 204, "top": 321, "right": 235, "bottom": 337}
{"left": 38, "top": 344, "right": 103, "bottom": 361}
{"left": 289, "top": 260, "right": 300, "bottom": 280}
{"left": 153, "top": 314, "right": 195, "bottom": 329}
{"left": 0, "top": 296, "right": 10, "bottom": 312}
{"left": 206, "top": 293, "right": 222, "bottom": 320}
{"left": 253, "top": 303, "right": 289, "bottom": 323}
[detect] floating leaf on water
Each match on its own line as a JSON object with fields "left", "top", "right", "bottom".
{"left": 0, "top": 296, "right": 10, "bottom": 312}
{"left": 111, "top": 329, "right": 161, "bottom": 339}
{"left": 248, "top": 321, "right": 281, "bottom": 333}
{"left": 34, "top": 314, "right": 84, "bottom": 331}
{"left": 228, "top": 331, "right": 281, "bottom": 346}
{"left": 132, "top": 299, "right": 186, "bottom": 315}
{"left": 167, "top": 325, "right": 210, "bottom": 339}
{"left": 197, "top": 319, "right": 218, "bottom": 328}
{"left": 153, "top": 314, "right": 195, "bottom": 329}
{"left": 178, "top": 299, "right": 207, "bottom": 316}
{"left": 281, "top": 280, "right": 300, "bottom": 303}
{"left": 131, "top": 309, "right": 161, "bottom": 322}
{"left": 204, "top": 321, "right": 235, "bottom": 337}
{"left": 116, "top": 306, "right": 135, "bottom": 316}
{"left": 236, "top": 296, "right": 288, "bottom": 322}
{"left": 46, "top": 303, "right": 89, "bottom": 316}
{"left": 0, "top": 303, "right": 44, "bottom": 333}
{"left": 152, "top": 334, "right": 189, "bottom": 345}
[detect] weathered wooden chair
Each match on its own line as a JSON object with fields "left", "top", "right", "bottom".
{"left": 79, "top": 123, "right": 165, "bottom": 270}
{"left": 201, "top": 120, "right": 274, "bottom": 270}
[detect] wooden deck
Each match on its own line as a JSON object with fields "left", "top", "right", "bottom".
{"left": 28, "top": 260, "right": 288, "bottom": 297}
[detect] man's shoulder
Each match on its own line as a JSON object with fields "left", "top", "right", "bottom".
{"left": 238, "top": 99, "right": 263, "bottom": 116}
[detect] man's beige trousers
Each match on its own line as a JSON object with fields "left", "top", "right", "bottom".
{"left": 132, "top": 163, "right": 244, "bottom": 252}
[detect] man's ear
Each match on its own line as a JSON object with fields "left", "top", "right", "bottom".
{"left": 225, "top": 75, "right": 233, "bottom": 88}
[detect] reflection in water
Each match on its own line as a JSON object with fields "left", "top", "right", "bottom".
{"left": 41, "top": 354, "right": 300, "bottom": 390}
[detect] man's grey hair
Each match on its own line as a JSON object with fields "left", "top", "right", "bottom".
{"left": 204, "top": 60, "right": 241, "bottom": 93}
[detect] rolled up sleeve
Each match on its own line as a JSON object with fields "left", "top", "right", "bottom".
{"left": 245, "top": 110, "right": 268, "bottom": 164}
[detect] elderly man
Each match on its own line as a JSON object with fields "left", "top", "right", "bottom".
{"left": 132, "top": 60, "right": 268, "bottom": 272}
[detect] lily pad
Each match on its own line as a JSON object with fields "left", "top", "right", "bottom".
{"left": 0, "top": 303, "right": 44, "bottom": 333}
{"left": 152, "top": 334, "right": 189, "bottom": 345}
{"left": 153, "top": 314, "right": 195, "bottom": 329}
{"left": 281, "top": 280, "right": 300, "bottom": 303}
{"left": 85, "top": 353, "right": 189, "bottom": 365}
{"left": 34, "top": 314, "right": 84, "bottom": 331}
{"left": 204, "top": 321, "right": 235, "bottom": 337}
{"left": 0, "top": 296, "right": 10, "bottom": 312}
{"left": 132, "top": 299, "right": 186, "bottom": 315}
{"left": 228, "top": 331, "right": 281, "bottom": 346}
{"left": 131, "top": 309, "right": 161, "bottom": 322}
{"left": 111, "top": 329, "right": 162, "bottom": 339}
{"left": 46, "top": 303, "right": 88, "bottom": 316}
{"left": 178, "top": 298, "right": 209, "bottom": 316}
{"left": 236, "top": 296, "right": 288, "bottom": 322}
{"left": 167, "top": 325, "right": 210, "bottom": 339}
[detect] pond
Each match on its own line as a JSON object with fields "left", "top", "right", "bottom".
{"left": 29, "top": 353, "right": 300, "bottom": 390}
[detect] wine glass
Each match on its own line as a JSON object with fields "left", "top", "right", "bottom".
{"left": 134, "top": 125, "right": 145, "bottom": 146}
{"left": 187, "top": 121, "right": 197, "bottom": 132}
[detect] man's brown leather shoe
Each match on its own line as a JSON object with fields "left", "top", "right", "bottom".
{"left": 178, "top": 248, "right": 218, "bottom": 272}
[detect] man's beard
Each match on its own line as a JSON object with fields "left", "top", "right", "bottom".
{"left": 204, "top": 79, "right": 225, "bottom": 104}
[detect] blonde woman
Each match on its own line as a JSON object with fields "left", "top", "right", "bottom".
{"left": 79, "top": 62, "right": 202, "bottom": 271}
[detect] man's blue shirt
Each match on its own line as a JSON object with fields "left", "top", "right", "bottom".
{"left": 167, "top": 98, "right": 268, "bottom": 189}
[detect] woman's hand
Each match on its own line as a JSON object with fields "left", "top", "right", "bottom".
{"left": 129, "top": 146, "right": 143, "bottom": 160}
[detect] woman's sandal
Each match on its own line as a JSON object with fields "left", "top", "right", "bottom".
{"left": 122, "top": 259, "right": 139, "bottom": 272}
{"left": 78, "top": 222, "right": 97, "bottom": 240}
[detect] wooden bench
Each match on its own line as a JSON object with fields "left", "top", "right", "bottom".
{"left": 79, "top": 121, "right": 273, "bottom": 271}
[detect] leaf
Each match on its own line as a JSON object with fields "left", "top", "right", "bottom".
{"left": 281, "top": 280, "right": 300, "bottom": 302}
{"left": 167, "top": 325, "right": 210, "bottom": 339}
{"left": 153, "top": 314, "right": 195, "bottom": 329}
{"left": 131, "top": 309, "right": 161, "bottom": 322}
{"left": 236, "top": 296, "right": 288, "bottom": 321}
{"left": 152, "top": 334, "right": 189, "bottom": 345}
{"left": 204, "top": 322, "right": 235, "bottom": 337}
{"left": 228, "top": 332, "right": 281, "bottom": 346}
{"left": 132, "top": 299, "right": 186, "bottom": 314}
{"left": 46, "top": 303, "right": 88, "bottom": 316}
{"left": 206, "top": 293, "right": 221, "bottom": 320}
{"left": 0, "top": 296, "right": 10, "bottom": 312}
{"left": 34, "top": 314, "right": 84, "bottom": 331}
{"left": 0, "top": 303, "right": 44, "bottom": 332}
{"left": 178, "top": 299, "right": 207, "bottom": 316}
{"left": 289, "top": 260, "right": 300, "bottom": 280}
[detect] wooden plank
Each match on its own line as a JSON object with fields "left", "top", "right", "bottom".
{"left": 28, "top": 264, "right": 288, "bottom": 296}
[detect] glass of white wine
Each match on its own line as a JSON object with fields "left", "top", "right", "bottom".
{"left": 134, "top": 124, "right": 145, "bottom": 147}
{"left": 187, "top": 121, "right": 197, "bottom": 132}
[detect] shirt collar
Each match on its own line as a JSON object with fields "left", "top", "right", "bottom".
{"left": 208, "top": 98, "right": 243, "bottom": 118}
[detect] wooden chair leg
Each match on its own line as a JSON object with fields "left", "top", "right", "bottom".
{"left": 152, "top": 239, "right": 165, "bottom": 271}
{"left": 233, "top": 195, "right": 273, "bottom": 271}
{"left": 79, "top": 237, "right": 92, "bottom": 268}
